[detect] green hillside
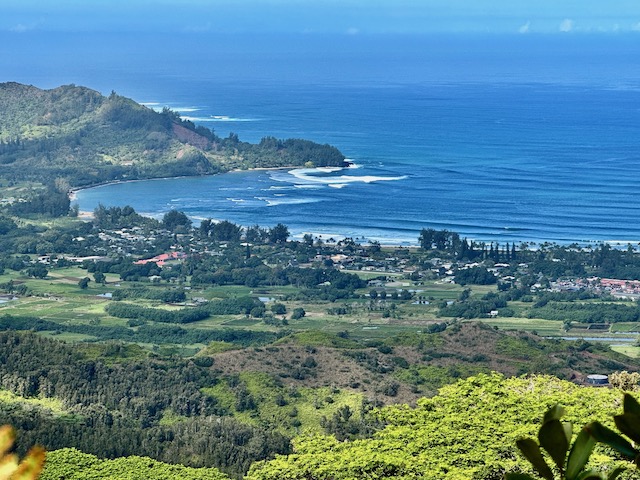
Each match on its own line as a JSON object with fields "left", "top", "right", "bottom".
{"left": 246, "top": 374, "right": 629, "bottom": 480}
{"left": 0, "top": 324, "right": 637, "bottom": 478}
{"left": 42, "top": 448, "right": 230, "bottom": 480}
{"left": 0, "top": 82, "right": 345, "bottom": 188}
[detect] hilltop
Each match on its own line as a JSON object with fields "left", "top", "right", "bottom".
{"left": 0, "top": 82, "right": 346, "bottom": 188}
{"left": 207, "top": 322, "right": 638, "bottom": 405}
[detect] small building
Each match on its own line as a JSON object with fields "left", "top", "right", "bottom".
{"left": 586, "top": 374, "right": 608, "bottom": 386}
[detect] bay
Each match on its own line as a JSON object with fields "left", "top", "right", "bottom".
{"left": 74, "top": 81, "right": 640, "bottom": 246}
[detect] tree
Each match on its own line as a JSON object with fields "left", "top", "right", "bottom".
{"left": 245, "top": 225, "right": 268, "bottom": 243}
{"left": 93, "top": 272, "right": 106, "bottom": 284}
{"left": 291, "top": 307, "right": 306, "bottom": 320}
{"left": 268, "top": 223, "right": 289, "bottom": 244}
{"left": 78, "top": 277, "right": 90, "bottom": 289}
{"left": 162, "top": 210, "right": 192, "bottom": 232}
{"left": 212, "top": 220, "right": 242, "bottom": 242}
{"left": 270, "top": 303, "right": 287, "bottom": 315}
{"left": 419, "top": 228, "right": 435, "bottom": 249}
{"left": 25, "top": 265, "right": 48, "bottom": 279}
{"left": 0, "top": 216, "right": 17, "bottom": 235}
{"left": 302, "top": 234, "right": 314, "bottom": 246}
{"left": 609, "top": 371, "right": 640, "bottom": 391}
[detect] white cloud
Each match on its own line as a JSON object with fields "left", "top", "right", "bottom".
{"left": 632, "top": 22, "right": 640, "bottom": 32}
{"left": 346, "top": 27, "right": 359, "bottom": 35}
{"left": 559, "top": 18, "right": 573, "bottom": 32}
{"left": 9, "top": 23, "right": 30, "bottom": 33}
{"left": 7, "top": 19, "right": 43, "bottom": 33}
{"left": 518, "top": 21, "right": 530, "bottom": 34}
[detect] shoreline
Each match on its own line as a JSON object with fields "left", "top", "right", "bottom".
{"left": 68, "top": 162, "right": 353, "bottom": 200}
{"left": 68, "top": 165, "right": 638, "bottom": 250}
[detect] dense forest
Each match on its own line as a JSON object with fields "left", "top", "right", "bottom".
{"left": 0, "top": 331, "right": 289, "bottom": 478}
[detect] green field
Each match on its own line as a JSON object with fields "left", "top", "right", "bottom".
{"left": 479, "top": 317, "right": 565, "bottom": 336}
{"left": 611, "top": 345, "right": 640, "bottom": 358}
{"left": 1, "top": 260, "right": 638, "bottom": 353}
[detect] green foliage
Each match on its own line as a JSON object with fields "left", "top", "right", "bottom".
{"left": 0, "top": 331, "right": 290, "bottom": 477}
{"left": 203, "top": 373, "right": 366, "bottom": 437}
{"left": 105, "top": 302, "right": 210, "bottom": 324}
{"left": 529, "top": 302, "right": 640, "bottom": 324}
{"left": 92, "top": 205, "right": 159, "bottom": 230}
{"left": 8, "top": 188, "right": 70, "bottom": 217}
{"left": 237, "top": 138, "right": 346, "bottom": 169}
{"left": 589, "top": 393, "right": 640, "bottom": 465}
{"left": 439, "top": 297, "right": 505, "bottom": 318}
{"left": 418, "top": 228, "right": 461, "bottom": 251}
{"left": 111, "top": 286, "right": 186, "bottom": 303}
{"left": 0, "top": 314, "right": 282, "bottom": 347}
{"left": 246, "top": 374, "right": 627, "bottom": 480}
{"left": 41, "top": 448, "right": 230, "bottom": 480}
{"left": 270, "top": 303, "right": 287, "bottom": 315}
{"left": 268, "top": 224, "right": 289, "bottom": 244}
{"left": 199, "top": 219, "right": 242, "bottom": 242}
{"left": 454, "top": 266, "right": 497, "bottom": 286}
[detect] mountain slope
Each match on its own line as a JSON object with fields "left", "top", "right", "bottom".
{"left": 207, "top": 323, "right": 639, "bottom": 405}
{"left": 0, "top": 82, "right": 345, "bottom": 188}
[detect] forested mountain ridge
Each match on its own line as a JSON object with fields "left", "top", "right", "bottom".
{"left": 0, "top": 82, "right": 346, "bottom": 188}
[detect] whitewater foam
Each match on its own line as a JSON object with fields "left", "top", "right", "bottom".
{"left": 174, "top": 107, "right": 201, "bottom": 113}
{"left": 257, "top": 197, "right": 321, "bottom": 207}
{"left": 182, "top": 115, "right": 259, "bottom": 122}
{"left": 288, "top": 167, "right": 407, "bottom": 185}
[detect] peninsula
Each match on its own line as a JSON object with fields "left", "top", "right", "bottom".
{"left": 0, "top": 82, "right": 346, "bottom": 190}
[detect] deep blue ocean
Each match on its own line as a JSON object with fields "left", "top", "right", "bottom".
{"left": 4, "top": 32, "right": 640, "bottom": 245}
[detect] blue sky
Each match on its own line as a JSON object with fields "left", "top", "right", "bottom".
{"left": 3, "top": 0, "right": 640, "bottom": 35}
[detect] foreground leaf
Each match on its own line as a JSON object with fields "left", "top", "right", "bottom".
{"left": 586, "top": 422, "right": 636, "bottom": 460}
{"left": 516, "top": 438, "right": 554, "bottom": 480}
{"left": 543, "top": 405, "right": 566, "bottom": 425}
{"left": 566, "top": 427, "right": 597, "bottom": 480}
{"left": 11, "top": 446, "right": 45, "bottom": 480}
{"left": 623, "top": 394, "right": 640, "bottom": 416}
{"left": 0, "top": 427, "right": 15, "bottom": 459}
{"left": 539, "top": 419, "right": 570, "bottom": 472}
{"left": 613, "top": 413, "right": 640, "bottom": 445}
